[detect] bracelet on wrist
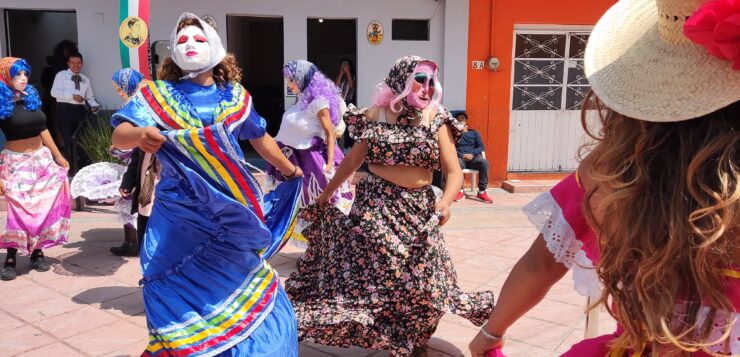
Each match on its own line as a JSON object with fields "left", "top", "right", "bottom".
{"left": 480, "top": 326, "right": 503, "bottom": 342}
{"left": 284, "top": 165, "right": 298, "bottom": 178}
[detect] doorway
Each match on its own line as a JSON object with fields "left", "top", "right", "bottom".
{"left": 4, "top": 9, "right": 78, "bottom": 89}
{"left": 4, "top": 9, "right": 78, "bottom": 149}
{"left": 226, "top": 15, "right": 285, "bottom": 139}
{"left": 307, "top": 18, "right": 357, "bottom": 105}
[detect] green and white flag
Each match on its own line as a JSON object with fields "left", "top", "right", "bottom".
{"left": 118, "top": 0, "right": 151, "bottom": 79}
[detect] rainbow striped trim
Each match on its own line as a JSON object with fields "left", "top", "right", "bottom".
{"left": 142, "top": 261, "right": 279, "bottom": 357}
{"left": 139, "top": 81, "right": 265, "bottom": 221}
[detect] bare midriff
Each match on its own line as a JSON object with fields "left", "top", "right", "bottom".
{"left": 368, "top": 164, "right": 432, "bottom": 189}
{"left": 4, "top": 136, "right": 43, "bottom": 153}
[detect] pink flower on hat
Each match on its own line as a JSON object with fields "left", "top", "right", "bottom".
{"left": 684, "top": 0, "right": 740, "bottom": 70}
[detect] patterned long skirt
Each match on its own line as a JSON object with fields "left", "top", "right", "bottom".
{"left": 267, "top": 139, "right": 354, "bottom": 247}
{"left": 0, "top": 147, "right": 71, "bottom": 254}
{"left": 285, "top": 173, "right": 495, "bottom": 356}
{"left": 267, "top": 139, "right": 353, "bottom": 210}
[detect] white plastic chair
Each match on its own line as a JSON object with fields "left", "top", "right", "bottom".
{"left": 462, "top": 151, "right": 486, "bottom": 192}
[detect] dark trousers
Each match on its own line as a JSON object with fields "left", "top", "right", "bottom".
{"left": 137, "top": 214, "right": 149, "bottom": 247}
{"left": 458, "top": 155, "right": 490, "bottom": 192}
{"left": 56, "top": 103, "right": 87, "bottom": 163}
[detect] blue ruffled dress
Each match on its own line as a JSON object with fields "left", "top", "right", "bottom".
{"left": 112, "top": 80, "right": 301, "bottom": 357}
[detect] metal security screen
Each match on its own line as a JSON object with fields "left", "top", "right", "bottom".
{"left": 511, "top": 32, "right": 590, "bottom": 111}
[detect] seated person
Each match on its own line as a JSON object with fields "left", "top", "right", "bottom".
{"left": 454, "top": 112, "right": 492, "bottom": 203}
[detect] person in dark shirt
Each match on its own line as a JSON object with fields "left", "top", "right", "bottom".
{"left": 454, "top": 112, "right": 492, "bottom": 203}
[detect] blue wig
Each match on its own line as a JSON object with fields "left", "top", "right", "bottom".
{"left": 0, "top": 58, "right": 41, "bottom": 120}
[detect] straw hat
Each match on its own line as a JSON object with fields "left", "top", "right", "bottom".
{"left": 584, "top": 0, "right": 740, "bottom": 122}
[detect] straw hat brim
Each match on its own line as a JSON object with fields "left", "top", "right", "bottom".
{"left": 584, "top": 0, "right": 740, "bottom": 122}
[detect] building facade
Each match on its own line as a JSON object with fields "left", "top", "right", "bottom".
{"left": 0, "top": 0, "right": 469, "bottom": 122}
{"left": 465, "top": 0, "right": 616, "bottom": 186}
{"left": 0, "top": 0, "right": 617, "bottom": 184}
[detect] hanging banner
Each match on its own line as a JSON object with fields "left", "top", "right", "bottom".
{"left": 119, "top": 0, "right": 152, "bottom": 79}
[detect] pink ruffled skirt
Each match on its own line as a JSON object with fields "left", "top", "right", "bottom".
{"left": 0, "top": 147, "right": 71, "bottom": 253}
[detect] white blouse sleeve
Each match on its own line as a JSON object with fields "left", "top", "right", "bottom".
{"left": 308, "top": 98, "right": 330, "bottom": 117}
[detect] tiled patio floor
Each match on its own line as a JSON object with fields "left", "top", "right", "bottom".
{"left": 0, "top": 188, "right": 614, "bottom": 357}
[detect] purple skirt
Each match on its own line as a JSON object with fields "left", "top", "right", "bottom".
{"left": 267, "top": 137, "right": 353, "bottom": 209}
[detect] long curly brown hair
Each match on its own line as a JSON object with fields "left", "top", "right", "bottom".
{"left": 157, "top": 18, "right": 242, "bottom": 84}
{"left": 581, "top": 93, "right": 739, "bottom": 355}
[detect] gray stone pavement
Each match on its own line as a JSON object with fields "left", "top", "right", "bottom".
{"left": 0, "top": 188, "right": 615, "bottom": 357}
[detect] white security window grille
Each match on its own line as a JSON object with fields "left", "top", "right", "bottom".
{"left": 512, "top": 32, "right": 591, "bottom": 111}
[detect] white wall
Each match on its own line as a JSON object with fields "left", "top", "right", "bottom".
{"left": 442, "top": 0, "right": 469, "bottom": 111}
{"left": 2, "top": 0, "right": 469, "bottom": 110}
{"left": 1, "top": 1, "right": 121, "bottom": 107}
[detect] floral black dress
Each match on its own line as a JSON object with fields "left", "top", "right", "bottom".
{"left": 285, "top": 104, "right": 495, "bottom": 356}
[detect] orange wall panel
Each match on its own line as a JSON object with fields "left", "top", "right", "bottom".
{"left": 466, "top": 0, "right": 615, "bottom": 186}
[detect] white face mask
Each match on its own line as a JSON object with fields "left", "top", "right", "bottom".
{"left": 173, "top": 26, "right": 212, "bottom": 72}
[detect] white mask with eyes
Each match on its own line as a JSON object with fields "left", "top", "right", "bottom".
{"left": 173, "top": 26, "right": 212, "bottom": 72}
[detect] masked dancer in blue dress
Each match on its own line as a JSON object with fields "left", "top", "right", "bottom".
{"left": 110, "top": 13, "right": 303, "bottom": 357}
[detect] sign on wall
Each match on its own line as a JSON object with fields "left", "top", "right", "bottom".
{"left": 119, "top": 0, "right": 152, "bottom": 79}
{"left": 367, "top": 20, "right": 384, "bottom": 46}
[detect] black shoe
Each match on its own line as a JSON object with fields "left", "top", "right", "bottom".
{"left": 111, "top": 225, "right": 140, "bottom": 257}
{"left": 110, "top": 242, "right": 139, "bottom": 257}
{"left": 30, "top": 256, "right": 51, "bottom": 272}
{"left": 1, "top": 265, "right": 16, "bottom": 280}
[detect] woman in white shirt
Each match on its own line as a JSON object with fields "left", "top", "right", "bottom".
{"left": 267, "top": 60, "right": 352, "bottom": 244}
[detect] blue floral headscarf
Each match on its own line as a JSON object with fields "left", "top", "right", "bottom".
{"left": 283, "top": 60, "right": 317, "bottom": 92}
{"left": 282, "top": 60, "right": 342, "bottom": 126}
{"left": 112, "top": 68, "right": 145, "bottom": 97}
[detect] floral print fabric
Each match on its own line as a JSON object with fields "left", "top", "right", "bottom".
{"left": 344, "top": 105, "right": 465, "bottom": 171}
{"left": 384, "top": 55, "right": 423, "bottom": 95}
{"left": 285, "top": 173, "right": 495, "bottom": 356}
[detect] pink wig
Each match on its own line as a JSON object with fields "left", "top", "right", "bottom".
{"left": 373, "top": 60, "right": 443, "bottom": 112}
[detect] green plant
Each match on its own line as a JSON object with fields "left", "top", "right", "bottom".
{"left": 76, "top": 108, "right": 121, "bottom": 164}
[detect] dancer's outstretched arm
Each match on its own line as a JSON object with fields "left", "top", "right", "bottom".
{"left": 317, "top": 108, "right": 335, "bottom": 173}
{"left": 250, "top": 134, "right": 303, "bottom": 178}
{"left": 468, "top": 235, "right": 568, "bottom": 356}
{"left": 436, "top": 124, "right": 462, "bottom": 225}
{"left": 112, "top": 122, "right": 166, "bottom": 153}
{"left": 317, "top": 140, "right": 367, "bottom": 205}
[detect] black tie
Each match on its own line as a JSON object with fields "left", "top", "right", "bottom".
{"left": 71, "top": 74, "right": 82, "bottom": 90}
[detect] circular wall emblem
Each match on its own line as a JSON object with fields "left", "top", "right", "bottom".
{"left": 119, "top": 16, "right": 148, "bottom": 49}
{"left": 367, "top": 20, "right": 384, "bottom": 46}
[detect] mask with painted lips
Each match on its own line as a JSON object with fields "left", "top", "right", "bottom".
{"left": 407, "top": 61, "right": 436, "bottom": 109}
{"left": 173, "top": 26, "right": 212, "bottom": 72}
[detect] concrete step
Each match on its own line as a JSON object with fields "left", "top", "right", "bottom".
{"left": 502, "top": 179, "right": 560, "bottom": 193}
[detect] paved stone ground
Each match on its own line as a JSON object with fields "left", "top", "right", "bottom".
{"left": 0, "top": 188, "right": 615, "bottom": 357}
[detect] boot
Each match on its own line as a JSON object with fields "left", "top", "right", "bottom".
{"left": 29, "top": 249, "right": 51, "bottom": 272}
{"left": 1, "top": 248, "right": 17, "bottom": 281}
{"left": 110, "top": 224, "right": 139, "bottom": 257}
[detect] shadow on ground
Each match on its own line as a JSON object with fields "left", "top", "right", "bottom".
{"left": 74, "top": 286, "right": 144, "bottom": 316}
{"left": 55, "top": 228, "right": 129, "bottom": 276}
{"left": 427, "top": 337, "right": 465, "bottom": 357}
